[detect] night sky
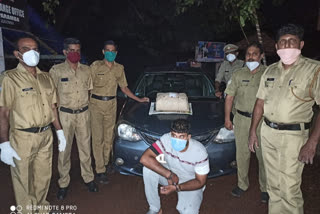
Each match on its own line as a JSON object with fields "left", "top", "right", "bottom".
{"left": 27, "top": 0, "right": 320, "bottom": 82}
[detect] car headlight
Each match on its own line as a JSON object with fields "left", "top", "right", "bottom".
{"left": 213, "top": 127, "right": 235, "bottom": 143}
{"left": 117, "top": 124, "right": 141, "bottom": 141}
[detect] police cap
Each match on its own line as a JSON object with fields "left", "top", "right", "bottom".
{"left": 223, "top": 44, "right": 239, "bottom": 53}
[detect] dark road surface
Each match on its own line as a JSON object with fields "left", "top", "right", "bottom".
{"left": 1, "top": 140, "right": 319, "bottom": 214}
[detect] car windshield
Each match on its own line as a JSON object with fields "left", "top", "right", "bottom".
{"left": 134, "top": 72, "right": 216, "bottom": 98}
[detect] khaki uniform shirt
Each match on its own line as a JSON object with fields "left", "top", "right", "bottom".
{"left": 225, "top": 65, "right": 266, "bottom": 113}
{"left": 215, "top": 59, "right": 244, "bottom": 83}
{"left": 49, "top": 61, "right": 93, "bottom": 109}
{"left": 256, "top": 56, "right": 320, "bottom": 123}
{"left": 0, "top": 71, "right": 6, "bottom": 90}
{"left": 0, "top": 64, "right": 57, "bottom": 129}
{"left": 90, "top": 60, "right": 128, "bottom": 96}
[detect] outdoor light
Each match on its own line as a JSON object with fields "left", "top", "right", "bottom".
{"left": 213, "top": 127, "right": 235, "bottom": 144}
{"left": 117, "top": 124, "right": 141, "bottom": 141}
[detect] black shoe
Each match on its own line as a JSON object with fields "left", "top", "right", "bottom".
{"left": 261, "top": 192, "right": 269, "bottom": 203}
{"left": 96, "top": 173, "right": 109, "bottom": 184}
{"left": 57, "top": 187, "right": 68, "bottom": 200}
{"left": 231, "top": 186, "right": 246, "bottom": 198}
{"left": 85, "top": 181, "right": 99, "bottom": 192}
{"left": 106, "top": 164, "right": 116, "bottom": 174}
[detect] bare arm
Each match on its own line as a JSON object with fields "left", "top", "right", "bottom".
{"left": 51, "top": 104, "right": 62, "bottom": 130}
{"left": 120, "top": 86, "right": 149, "bottom": 103}
{"left": 179, "top": 173, "right": 207, "bottom": 191}
{"left": 248, "top": 98, "right": 264, "bottom": 152}
{"left": 224, "top": 95, "right": 234, "bottom": 130}
{"left": 299, "top": 110, "right": 320, "bottom": 164}
{"left": 0, "top": 107, "right": 10, "bottom": 143}
{"left": 140, "top": 148, "right": 173, "bottom": 180}
{"left": 160, "top": 172, "right": 207, "bottom": 195}
{"left": 215, "top": 81, "right": 220, "bottom": 92}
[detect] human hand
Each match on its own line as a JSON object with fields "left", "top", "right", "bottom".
{"left": 224, "top": 120, "right": 233, "bottom": 130}
{"left": 248, "top": 132, "right": 259, "bottom": 153}
{"left": 167, "top": 171, "right": 179, "bottom": 185}
{"left": 215, "top": 91, "right": 223, "bottom": 99}
{"left": 56, "top": 130, "right": 67, "bottom": 152}
{"left": 160, "top": 185, "right": 176, "bottom": 195}
{"left": 139, "top": 97, "right": 150, "bottom": 103}
{"left": 0, "top": 141, "right": 21, "bottom": 167}
{"left": 298, "top": 139, "right": 318, "bottom": 164}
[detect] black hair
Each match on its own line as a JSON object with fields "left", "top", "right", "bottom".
{"left": 14, "top": 35, "right": 39, "bottom": 51}
{"left": 63, "top": 37, "right": 81, "bottom": 50}
{"left": 171, "top": 119, "right": 191, "bottom": 134}
{"left": 276, "top": 24, "right": 304, "bottom": 42}
{"left": 103, "top": 40, "right": 117, "bottom": 51}
{"left": 246, "top": 41, "right": 264, "bottom": 54}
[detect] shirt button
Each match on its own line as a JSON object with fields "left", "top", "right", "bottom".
{"left": 271, "top": 113, "right": 274, "bottom": 115}
{"left": 43, "top": 104, "right": 45, "bottom": 106}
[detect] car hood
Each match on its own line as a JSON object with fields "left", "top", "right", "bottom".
{"left": 118, "top": 98, "right": 225, "bottom": 136}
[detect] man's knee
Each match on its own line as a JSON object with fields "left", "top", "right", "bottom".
{"left": 143, "top": 166, "right": 158, "bottom": 177}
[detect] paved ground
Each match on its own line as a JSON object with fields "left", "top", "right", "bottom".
{"left": 1, "top": 141, "right": 320, "bottom": 214}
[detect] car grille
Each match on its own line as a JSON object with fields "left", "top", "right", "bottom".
{"left": 139, "top": 130, "right": 217, "bottom": 146}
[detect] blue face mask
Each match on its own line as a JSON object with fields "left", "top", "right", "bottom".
{"left": 171, "top": 137, "right": 187, "bottom": 152}
{"left": 104, "top": 51, "right": 117, "bottom": 62}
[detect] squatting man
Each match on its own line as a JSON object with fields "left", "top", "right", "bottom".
{"left": 140, "top": 119, "right": 210, "bottom": 214}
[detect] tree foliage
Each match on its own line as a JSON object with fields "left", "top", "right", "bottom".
{"left": 42, "top": 0, "right": 60, "bottom": 24}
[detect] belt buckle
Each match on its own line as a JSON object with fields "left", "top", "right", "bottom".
{"left": 75, "top": 109, "right": 81, "bottom": 114}
{"left": 40, "top": 126, "right": 49, "bottom": 132}
{"left": 270, "top": 122, "right": 279, "bottom": 129}
{"left": 102, "top": 97, "right": 108, "bottom": 101}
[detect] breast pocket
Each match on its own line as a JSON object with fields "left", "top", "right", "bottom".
{"left": 264, "top": 80, "right": 275, "bottom": 88}
{"left": 20, "top": 89, "right": 37, "bottom": 107}
{"left": 59, "top": 79, "right": 72, "bottom": 93}
{"left": 241, "top": 80, "right": 250, "bottom": 87}
{"left": 94, "top": 73, "right": 107, "bottom": 87}
{"left": 290, "top": 83, "right": 310, "bottom": 101}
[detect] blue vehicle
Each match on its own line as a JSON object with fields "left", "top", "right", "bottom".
{"left": 113, "top": 66, "right": 236, "bottom": 178}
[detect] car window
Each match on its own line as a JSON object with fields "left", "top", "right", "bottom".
{"left": 135, "top": 73, "right": 216, "bottom": 98}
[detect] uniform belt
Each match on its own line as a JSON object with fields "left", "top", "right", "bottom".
{"left": 237, "top": 110, "right": 252, "bottom": 118}
{"left": 264, "top": 118, "right": 311, "bottom": 130}
{"left": 91, "top": 94, "right": 115, "bottom": 101}
{"left": 18, "top": 125, "right": 51, "bottom": 133}
{"left": 60, "top": 106, "right": 88, "bottom": 114}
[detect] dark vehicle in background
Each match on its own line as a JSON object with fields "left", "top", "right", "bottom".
{"left": 113, "top": 66, "right": 236, "bottom": 178}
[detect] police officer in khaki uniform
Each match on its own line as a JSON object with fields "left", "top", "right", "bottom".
{"left": 249, "top": 24, "right": 320, "bottom": 214}
{"left": 0, "top": 36, "right": 66, "bottom": 214}
{"left": 49, "top": 38, "right": 98, "bottom": 200}
{"left": 224, "top": 42, "right": 268, "bottom": 203}
{"left": 90, "top": 40, "right": 149, "bottom": 183}
{"left": 215, "top": 44, "right": 244, "bottom": 98}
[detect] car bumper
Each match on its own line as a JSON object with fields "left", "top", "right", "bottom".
{"left": 113, "top": 137, "right": 236, "bottom": 178}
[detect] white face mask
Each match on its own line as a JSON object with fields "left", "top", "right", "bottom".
{"left": 19, "top": 50, "right": 40, "bottom": 67}
{"left": 226, "top": 53, "right": 236, "bottom": 62}
{"left": 246, "top": 61, "right": 260, "bottom": 71}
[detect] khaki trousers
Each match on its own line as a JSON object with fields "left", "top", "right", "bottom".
{"left": 10, "top": 129, "right": 53, "bottom": 214}
{"left": 233, "top": 113, "right": 266, "bottom": 192}
{"left": 261, "top": 122, "right": 308, "bottom": 214}
{"left": 90, "top": 98, "right": 117, "bottom": 174}
{"left": 58, "top": 110, "right": 94, "bottom": 188}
